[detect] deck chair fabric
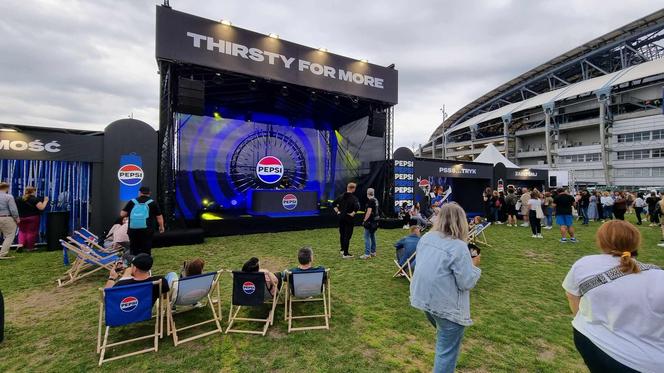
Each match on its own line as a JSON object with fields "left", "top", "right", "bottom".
{"left": 73, "top": 230, "right": 122, "bottom": 256}
{"left": 166, "top": 271, "right": 223, "bottom": 346}
{"left": 469, "top": 222, "right": 491, "bottom": 247}
{"left": 97, "top": 281, "right": 162, "bottom": 366}
{"left": 393, "top": 251, "right": 416, "bottom": 282}
{"left": 284, "top": 269, "right": 331, "bottom": 332}
{"left": 57, "top": 240, "right": 120, "bottom": 287}
{"left": 226, "top": 271, "right": 278, "bottom": 336}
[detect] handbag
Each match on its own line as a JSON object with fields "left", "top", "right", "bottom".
{"left": 515, "top": 201, "right": 522, "bottom": 211}
{"left": 535, "top": 205, "right": 544, "bottom": 219}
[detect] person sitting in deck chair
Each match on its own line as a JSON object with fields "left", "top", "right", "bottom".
{"left": 164, "top": 258, "right": 205, "bottom": 305}
{"left": 103, "top": 217, "right": 129, "bottom": 251}
{"left": 105, "top": 253, "right": 169, "bottom": 302}
{"left": 242, "top": 257, "right": 279, "bottom": 298}
{"left": 278, "top": 247, "right": 326, "bottom": 286}
{"left": 394, "top": 222, "right": 420, "bottom": 274}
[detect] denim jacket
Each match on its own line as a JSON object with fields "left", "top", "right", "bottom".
{"left": 409, "top": 232, "right": 481, "bottom": 326}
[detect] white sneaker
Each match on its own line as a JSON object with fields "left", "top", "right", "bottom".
{"left": 537, "top": 234, "right": 543, "bottom": 238}
{"left": 657, "top": 243, "right": 664, "bottom": 247}
{"left": 359, "top": 254, "right": 370, "bottom": 259}
{"left": 531, "top": 234, "right": 538, "bottom": 238}
{"left": 496, "top": 221, "right": 503, "bottom": 225}
{"left": 521, "top": 223, "right": 529, "bottom": 227}
{"left": 403, "top": 225, "right": 409, "bottom": 229}
{"left": 342, "top": 254, "right": 354, "bottom": 259}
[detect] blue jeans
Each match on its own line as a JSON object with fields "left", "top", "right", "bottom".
{"left": 545, "top": 214, "right": 553, "bottom": 227}
{"left": 603, "top": 206, "right": 613, "bottom": 219}
{"left": 425, "top": 312, "right": 465, "bottom": 373}
{"left": 581, "top": 207, "right": 589, "bottom": 224}
{"left": 363, "top": 228, "right": 376, "bottom": 256}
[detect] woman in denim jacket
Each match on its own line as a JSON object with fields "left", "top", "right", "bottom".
{"left": 410, "top": 202, "right": 481, "bottom": 373}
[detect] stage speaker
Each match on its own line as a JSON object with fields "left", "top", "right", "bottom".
{"left": 177, "top": 77, "right": 205, "bottom": 115}
{"left": 550, "top": 176, "right": 557, "bottom": 187}
{"left": 46, "top": 211, "right": 70, "bottom": 251}
{"left": 368, "top": 110, "right": 387, "bottom": 137}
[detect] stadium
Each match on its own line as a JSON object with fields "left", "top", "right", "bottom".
{"left": 419, "top": 9, "right": 664, "bottom": 189}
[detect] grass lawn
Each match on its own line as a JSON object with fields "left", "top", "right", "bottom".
{"left": 1, "top": 215, "right": 663, "bottom": 372}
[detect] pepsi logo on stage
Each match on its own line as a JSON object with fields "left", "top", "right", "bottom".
{"left": 242, "top": 281, "right": 256, "bottom": 295}
{"left": 117, "top": 164, "right": 144, "bottom": 186}
{"left": 119, "top": 296, "right": 139, "bottom": 312}
{"left": 282, "top": 193, "right": 298, "bottom": 210}
{"left": 255, "top": 156, "right": 284, "bottom": 184}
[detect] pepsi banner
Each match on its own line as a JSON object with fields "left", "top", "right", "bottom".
{"left": 118, "top": 154, "right": 144, "bottom": 201}
{"left": 0, "top": 130, "right": 102, "bottom": 162}
{"left": 156, "top": 6, "right": 398, "bottom": 104}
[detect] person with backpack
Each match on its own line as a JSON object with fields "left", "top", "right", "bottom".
{"left": 360, "top": 188, "right": 380, "bottom": 259}
{"left": 121, "top": 186, "right": 164, "bottom": 256}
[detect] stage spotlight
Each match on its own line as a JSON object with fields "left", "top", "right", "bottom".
{"left": 360, "top": 59, "right": 368, "bottom": 63}
{"left": 220, "top": 19, "right": 232, "bottom": 26}
{"left": 310, "top": 90, "right": 317, "bottom": 102}
{"left": 268, "top": 33, "right": 279, "bottom": 39}
{"left": 202, "top": 198, "right": 209, "bottom": 206}
{"left": 281, "top": 85, "right": 289, "bottom": 97}
{"left": 351, "top": 96, "right": 359, "bottom": 108}
{"left": 249, "top": 79, "right": 257, "bottom": 91}
{"left": 334, "top": 95, "right": 340, "bottom": 105}
{"left": 213, "top": 112, "right": 222, "bottom": 121}
{"left": 213, "top": 72, "right": 223, "bottom": 85}
{"left": 318, "top": 47, "right": 328, "bottom": 52}
{"left": 245, "top": 112, "right": 253, "bottom": 122}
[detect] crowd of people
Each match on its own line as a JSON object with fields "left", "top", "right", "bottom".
{"left": 0, "top": 183, "right": 50, "bottom": 259}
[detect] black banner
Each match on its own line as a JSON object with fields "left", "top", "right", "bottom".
{"left": 416, "top": 159, "right": 494, "bottom": 180}
{"left": 0, "top": 130, "right": 103, "bottom": 162}
{"left": 507, "top": 168, "right": 548, "bottom": 181}
{"left": 155, "top": 6, "right": 398, "bottom": 104}
{"left": 247, "top": 190, "right": 319, "bottom": 216}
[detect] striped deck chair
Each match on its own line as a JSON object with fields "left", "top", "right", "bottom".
{"left": 283, "top": 268, "right": 331, "bottom": 333}
{"left": 166, "top": 271, "right": 223, "bottom": 346}
{"left": 97, "top": 281, "right": 162, "bottom": 366}
{"left": 225, "top": 271, "right": 278, "bottom": 336}
{"left": 469, "top": 222, "right": 492, "bottom": 247}
{"left": 393, "top": 251, "right": 416, "bottom": 282}
{"left": 73, "top": 230, "right": 122, "bottom": 256}
{"left": 57, "top": 240, "right": 120, "bottom": 287}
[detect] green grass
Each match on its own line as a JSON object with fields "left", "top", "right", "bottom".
{"left": 1, "top": 215, "right": 663, "bottom": 372}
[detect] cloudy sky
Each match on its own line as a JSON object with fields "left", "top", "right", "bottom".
{"left": 1, "top": 0, "right": 662, "bottom": 149}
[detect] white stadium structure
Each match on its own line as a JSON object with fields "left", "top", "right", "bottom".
{"left": 419, "top": 9, "right": 664, "bottom": 188}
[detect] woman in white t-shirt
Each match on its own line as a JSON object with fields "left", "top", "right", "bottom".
{"left": 527, "top": 189, "right": 543, "bottom": 238}
{"left": 562, "top": 220, "right": 664, "bottom": 373}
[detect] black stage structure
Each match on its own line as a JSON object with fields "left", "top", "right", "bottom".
{"left": 155, "top": 5, "right": 398, "bottom": 235}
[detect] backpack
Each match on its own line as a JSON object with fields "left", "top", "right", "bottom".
{"left": 129, "top": 198, "right": 152, "bottom": 229}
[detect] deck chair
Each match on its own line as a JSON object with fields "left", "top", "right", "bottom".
{"left": 97, "top": 281, "right": 162, "bottom": 366}
{"left": 166, "top": 271, "right": 223, "bottom": 346}
{"left": 73, "top": 230, "right": 122, "bottom": 256}
{"left": 57, "top": 240, "right": 120, "bottom": 287}
{"left": 283, "top": 269, "right": 331, "bottom": 333}
{"left": 469, "top": 222, "right": 492, "bottom": 247}
{"left": 393, "top": 251, "right": 416, "bottom": 282}
{"left": 225, "top": 271, "right": 278, "bottom": 336}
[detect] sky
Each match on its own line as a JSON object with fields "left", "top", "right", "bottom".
{"left": 1, "top": 0, "right": 662, "bottom": 150}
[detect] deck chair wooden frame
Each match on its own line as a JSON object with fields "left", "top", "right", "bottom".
{"left": 225, "top": 271, "right": 279, "bottom": 336}
{"left": 57, "top": 240, "right": 119, "bottom": 287}
{"left": 393, "top": 252, "right": 416, "bottom": 282}
{"left": 283, "top": 269, "right": 331, "bottom": 333}
{"left": 73, "top": 230, "right": 123, "bottom": 256}
{"left": 469, "top": 222, "right": 492, "bottom": 247}
{"left": 97, "top": 281, "right": 163, "bottom": 366}
{"left": 166, "top": 270, "right": 223, "bottom": 346}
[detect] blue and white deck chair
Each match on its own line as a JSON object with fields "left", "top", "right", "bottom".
{"left": 57, "top": 240, "right": 120, "bottom": 287}
{"left": 225, "top": 271, "right": 278, "bottom": 336}
{"left": 97, "top": 281, "right": 162, "bottom": 366}
{"left": 166, "top": 271, "right": 223, "bottom": 346}
{"left": 469, "top": 222, "right": 492, "bottom": 247}
{"left": 73, "top": 230, "right": 122, "bottom": 256}
{"left": 284, "top": 268, "right": 331, "bottom": 333}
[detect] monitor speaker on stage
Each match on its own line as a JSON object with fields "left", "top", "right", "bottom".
{"left": 176, "top": 77, "right": 205, "bottom": 115}
{"left": 368, "top": 110, "right": 386, "bottom": 137}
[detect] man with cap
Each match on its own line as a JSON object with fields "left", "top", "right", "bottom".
{"left": 394, "top": 219, "right": 421, "bottom": 273}
{"left": 105, "top": 253, "right": 169, "bottom": 301}
{"left": 121, "top": 186, "right": 165, "bottom": 257}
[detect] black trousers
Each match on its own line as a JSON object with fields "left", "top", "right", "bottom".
{"left": 635, "top": 207, "right": 643, "bottom": 224}
{"left": 573, "top": 328, "right": 638, "bottom": 373}
{"left": 338, "top": 219, "right": 354, "bottom": 255}
{"left": 128, "top": 229, "right": 154, "bottom": 256}
{"left": 529, "top": 211, "right": 541, "bottom": 235}
{"left": 614, "top": 209, "right": 626, "bottom": 221}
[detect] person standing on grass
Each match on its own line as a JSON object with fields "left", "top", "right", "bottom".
{"left": 634, "top": 192, "right": 646, "bottom": 225}
{"left": 360, "top": 188, "right": 379, "bottom": 259}
{"left": 579, "top": 190, "right": 590, "bottom": 225}
{"left": 562, "top": 220, "right": 664, "bottom": 373}
{"left": 505, "top": 187, "right": 518, "bottom": 227}
{"left": 657, "top": 196, "right": 664, "bottom": 248}
{"left": 121, "top": 186, "right": 165, "bottom": 257}
{"left": 0, "top": 183, "right": 19, "bottom": 259}
{"left": 553, "top": 188, "right": 577, "bottom": 243}
{"left": 333, "top": 182, "right": 360, "bottom": 259}
{"left": 587, "top": 191, "right": 599, "bottom": 222}
{"left": 600, "top": 191, "right": 614, "bottom": 221}
{"left": 410, "top": 202, "right": 481, "bottom": 373}
{"left": 16, "top": 186, "right": 48, "bottom": 252}
{"left": 613, "top": 193, "right": 627, "bottom": 221}
{"left": 519, "top": 187, "right": 531, "bottom": 227}
{"left": 542, "top": 191, "right": 554, "bottom": 230}
{"left": 490, "top": 190, "right": 502, "bottom": 224}
{"left": 528, "top": 189, "right": 543, "bottom": 238}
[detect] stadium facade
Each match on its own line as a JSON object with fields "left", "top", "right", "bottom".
{"left": 419, "top": 9, "right": 664, "bottom": 188}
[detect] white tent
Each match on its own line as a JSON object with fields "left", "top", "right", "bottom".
{"left": 474, "top": 144, "right": 519, "bottom": 168}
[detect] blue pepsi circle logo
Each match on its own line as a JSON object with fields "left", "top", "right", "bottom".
{"left": 118, "top": 164, "right": 144, "bottom": 186}
{"left": 256, "top": 156, "right": 284, "bottom": 184}
{"left": 282, "top": 194, "right": 298, "bottom": 210}
{"left": 120, "top": 296, "right": 139, "bottom": 312}
{"left": 242, "top": 281, "right": 256, "bottom": 295}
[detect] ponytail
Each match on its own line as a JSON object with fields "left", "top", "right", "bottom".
{"left": 618, "top": 251, "right": 640, "bottom": 274}
{"left": 596, "top": 220, "right": 642, "bottom": 274}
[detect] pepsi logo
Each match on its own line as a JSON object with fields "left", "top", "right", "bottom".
{"left": 118, "top": 164, "right": 144, "bottom": 186}
{"left": 120, "top": 296, "right": 139, "bottom": 312}
{"left": 418, "top": 179, "right": 430, "bottom": 188}
{"left": 282, "top": 194, "right": 298, "bottom": 210}
{"left": 256, "top": 156, "right": 283, "bottom": 184}
{"left": 242, "top": 281, "right": 256, "bottom": 295}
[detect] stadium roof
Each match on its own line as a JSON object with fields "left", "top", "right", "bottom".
{"left": 430, "top": 8, "right": 664, "bottom": 140}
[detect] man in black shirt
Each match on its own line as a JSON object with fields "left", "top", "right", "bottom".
{"left": 105, "top": 253, "right": 169, "bottom": 302}
{"left": 553, "top": 188, "right": 577, "bottom": 243}
{"left": 333, "top": 182, "right": 360, "bottom": 258}
{"left": 646, "top": 191, "right": 660, "bottom": 226}
{"left": 580, "top": 190, "right": 590, "bottom": 225}
{"left": 121, "top": 187, "right": 165, "bottom": 256}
